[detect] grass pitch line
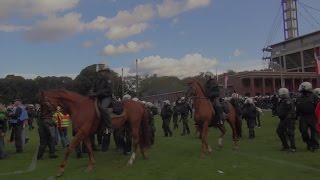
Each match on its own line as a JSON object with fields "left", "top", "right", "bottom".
{"left": 0, "top": 147, "right": 38, "bottom": 176}
{"left": 169, "top": 137, "right": 320, "bottom": 173}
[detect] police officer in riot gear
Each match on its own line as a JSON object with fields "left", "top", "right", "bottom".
{"left": 89, "top": 62, "right": 113, "bottom": 134}
{"left": 296, "top": 82, "right": 319, "bottom": 151}
{"left": 276, "top": 88, "right": 296, "bottom": 152}
{"left": 204, "top": 71, "right": 223, "bottom": 126}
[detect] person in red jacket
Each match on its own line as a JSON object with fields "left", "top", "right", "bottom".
{"left": 313, "top": 88, "right": 320, "bottom": 135}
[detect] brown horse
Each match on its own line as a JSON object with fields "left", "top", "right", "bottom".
{"left": 38, "top": 89, "right": 151, "bottom": 176}
{"left": 186, "top": 81, "right": 239, "bottom": 158}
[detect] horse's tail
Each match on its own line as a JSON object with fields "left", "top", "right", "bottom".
{"left": 139, "top": 106, "right": 152, "bottom": 149}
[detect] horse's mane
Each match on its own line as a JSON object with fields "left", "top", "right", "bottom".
{"left": 43, "top": 89, "right": 87, "bottom": 102}
{"left": 189, "top": 80, "right": 206, "bottom": 96}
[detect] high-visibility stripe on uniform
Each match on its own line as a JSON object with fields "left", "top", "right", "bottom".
{"left": 53, "top": 112, "right": 70, "bottom": 128}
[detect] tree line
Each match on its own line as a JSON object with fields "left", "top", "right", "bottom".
{"left": 1, "top": 64, "right": 233, "bottom": 104}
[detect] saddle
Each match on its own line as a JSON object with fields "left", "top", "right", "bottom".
{"left": 95, "top": 99, "right": 125, "bottom": 119}
{"left": 208, "top": 100, "right": 229, "bottom": 127}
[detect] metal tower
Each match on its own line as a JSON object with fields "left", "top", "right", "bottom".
{"left": 282, "top": 0, "right": 299, "bottom": 40}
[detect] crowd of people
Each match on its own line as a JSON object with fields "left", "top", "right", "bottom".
{"left": 1, "top": 64, "right": 320, "bottom": 164}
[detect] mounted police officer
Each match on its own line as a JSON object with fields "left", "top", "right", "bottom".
{"left": 179, "top": 97, "right": 193, "bottom": 136}
{"left": 204, "top": 71, "right": 223, "bottom": 127}
{"left": 276, "top": 88, "right": 296, "bottom": 152}
{"left": 89, "top": 62, "right": 113, "bottom": 134}
{"left": 296, "top": 82, "right": 319, "bottom": 151}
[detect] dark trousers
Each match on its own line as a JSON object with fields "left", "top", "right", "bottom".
{"left": 299, "top": 116, "right": 319, "bottom": 150}
{"left": 58, "top": 127, "right": 69, "bottom": 148}
{"left": 276, "top": 119, "right": 296, "bottom": 149}
{"left": 211, "top": 97, "right": 223, "bottom": 124}
{"left": 256, "top": 114, "right": 261, "bottom": 127}
{"left": 117, "top": 128, "right": 132, "bottom": 154}
{"left": 37, "top": 128, "right": 56, "bottom": 158}
{"left": 181, "top": 115, "right": 190, "bottom": 134}
{"left": 14, "top": 122, "right": 23, "bottom": 152}
{"left": 162, "top": 118, "right": 172, "bottom": 136}
{"left": 0, "top": 129, "right": 5, "bottom": 159}
{"left": 101, "top": 133, "right": 111, "bottom": 151}
{"left": 173, "top": 115, "right": 178, "bottom": 129}
{"left": 10, "top": 123, "right": 15, "bottom": 142}
{"left": 100, "top": 97, "right": 112, "bottom": 129}
{"left": 247, "top": 118, "right": 256, "bottom": 139}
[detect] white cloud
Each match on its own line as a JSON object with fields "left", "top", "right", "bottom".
{"left": 233, "top": 49, "right": 244, "bottom": 57}
{"left": 0, "top": 0, "right": 211, "bottom": 42}
{"left": 127, "top": 53, "right": 217, "bottom": 78}
{"left": 0, "top": 24, "right": 31, "bottom": 32}
{"left": 24, "top": 13, "right": 85, "bottom": 42}
{"left": 157, "top": 0, "right": 211, "bottom": 18}
{"left": 99, "top": 41, "right": 152, "bottom": 56}
{"left": 106, "top": 23, "right": 148, "bottom": 40}
{"left": 0, "top": 0, "right": 79, "bottom": 19}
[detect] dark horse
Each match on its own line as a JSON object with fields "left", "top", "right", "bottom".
{"left": 38, "top": 90, "right": 151, "bottom": 176}
{"left": 186, "top": 81, "right": 239, "bottom": 158}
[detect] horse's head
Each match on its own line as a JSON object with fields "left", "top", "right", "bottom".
{"left": 186, "top": 81, "right": 197, "bottom": 98}
{"left": 37, "top": 90, "right": 58, "bottom": 116}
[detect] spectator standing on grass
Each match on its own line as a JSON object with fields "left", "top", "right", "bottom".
{"left": 0, "top": 103, "right": 8, "bottom": 159}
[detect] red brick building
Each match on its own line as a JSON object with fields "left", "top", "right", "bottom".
{"left": 218, "top": 30, "right": 320, "bottom": 97}
{"left": 218, "top": 71, "right": 318, "bottom": 97}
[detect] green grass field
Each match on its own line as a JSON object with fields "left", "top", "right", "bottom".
{"left": 0, "top": 112, "right": 319, "bottom": 180}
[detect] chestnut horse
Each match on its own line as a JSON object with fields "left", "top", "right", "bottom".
{"left": 38, "top": 90, "right": 150, "bottom": 176}
{"left": 186, "top": 81, "right": 239, "bottom": 158}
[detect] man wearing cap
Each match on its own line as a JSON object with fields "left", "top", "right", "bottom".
{"left": 89, "top": 62, "right": 113, "bottom": 134}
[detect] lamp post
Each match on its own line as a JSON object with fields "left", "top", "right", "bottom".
{"left": 121, "top": 68, "right": 124, "bottom": 97}
{"left": 136, "top": 59, "right": 139, "bottom": 98}
{"left": 274, "top": 49, "right": 286, "bottom": 88}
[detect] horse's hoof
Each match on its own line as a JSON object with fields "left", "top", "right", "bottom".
{"left": 127, "top": 161, "right": 133, "bottom": 166}
{"left": 56, "top": 172, "right": 63, "bottom": 177}
{"left": 85, "top": 166, "right": 93, "bottom": 172}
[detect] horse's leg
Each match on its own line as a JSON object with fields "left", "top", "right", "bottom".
{"left": 200, "top": 122, "right": 209, "bottom": 159}
{"left": 218, "top": 125, "right": 226, "bottom": 149}
{"left": 139, "top": 143, "right": 147, "bottom": 160}
{"left": 228, "top": 118, "right": 239, "bottom": 150}
{"left": 203, "top": 123, "right": 211, "bottom": 153}
{"left": 83, "top": 137, "right": 96, "bottom": 172}
{"left": 57, "top": 132, "right": 85, "bottom": 177}
{"left": 127, "top": 126, "right": 139, "bottom": 165}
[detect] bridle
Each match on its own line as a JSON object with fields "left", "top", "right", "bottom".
{"left": 186, "top": 83, "right": 208, "bottom": 100}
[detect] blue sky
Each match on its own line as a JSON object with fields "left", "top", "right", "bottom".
{"left": 1, "top": 0, "right": 320, "bottom": 79}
